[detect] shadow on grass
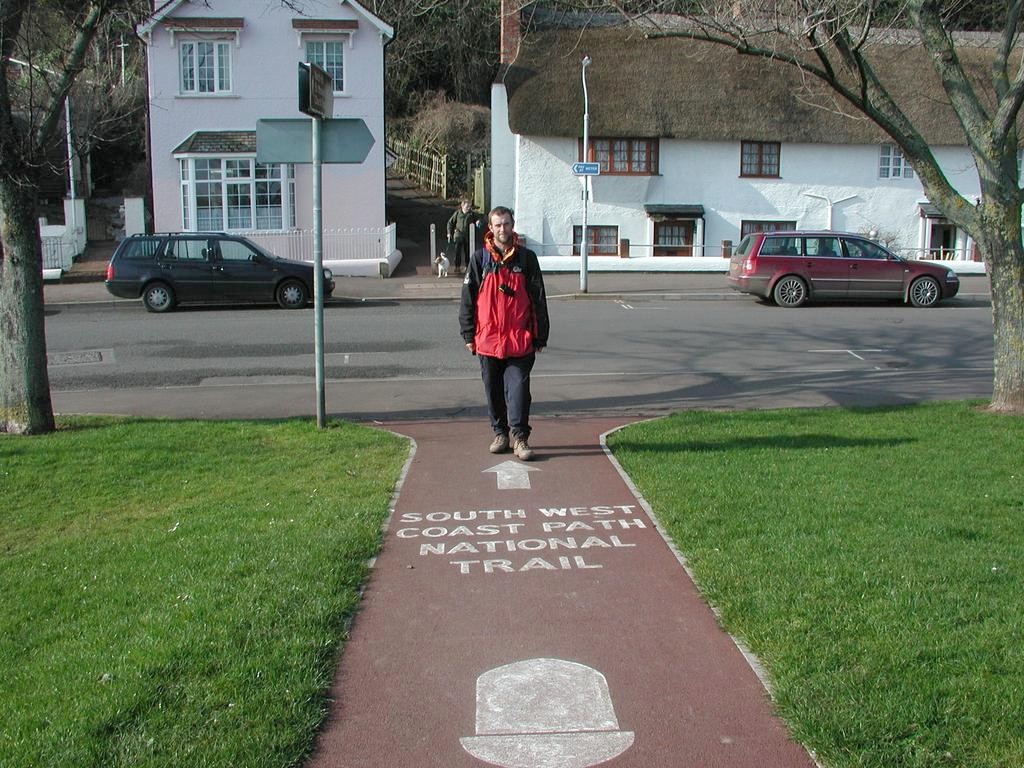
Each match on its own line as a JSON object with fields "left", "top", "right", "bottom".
{"left": 609, "top": 434, "right": 916, "bottom": 454}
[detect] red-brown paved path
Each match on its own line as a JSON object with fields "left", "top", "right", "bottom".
{"left": 307, "top": 417, "right": 817, "bottom": 768}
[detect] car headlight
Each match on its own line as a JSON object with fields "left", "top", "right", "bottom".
{"left": 323, "top": 268, "right": 333, "bottom": 280}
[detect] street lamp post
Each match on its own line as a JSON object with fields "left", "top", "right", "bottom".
{"left": 580, "top": 55, "right": 591, "bottom": 293}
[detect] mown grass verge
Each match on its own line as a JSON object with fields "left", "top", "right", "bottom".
{"left": 607, "top": 402, "right": 1022, "bottom": 768}
{"left": 0, "top": 417, "right": 407, "bottom": 768}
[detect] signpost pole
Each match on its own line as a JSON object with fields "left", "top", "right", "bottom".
{"left": 312, "top": 115, "right": 326, "bottom": 428}
{"left": 580, "top": 55, "right": 592, "bottom": 294}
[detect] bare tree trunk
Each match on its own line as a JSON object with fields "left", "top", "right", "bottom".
{"left": 0, "top": 171, "right": 55, "bottom": 434}
{"left": 977, "top": 195, "right": 1024, "bottom": 414}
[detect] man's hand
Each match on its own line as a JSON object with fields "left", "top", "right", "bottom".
{"left": 465, "top": 342, "right": 476, "bottom": 354}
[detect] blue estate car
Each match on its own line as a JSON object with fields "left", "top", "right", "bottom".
{"left": 105, "top": 233, "right": 334, "bottom": 312}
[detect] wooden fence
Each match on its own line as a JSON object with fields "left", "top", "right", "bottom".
{"left": 389, "top": 138, "right": 448, "bottom": 200}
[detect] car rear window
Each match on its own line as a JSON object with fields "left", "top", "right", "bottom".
{"left": 734, "top": 235, "right": 754, "bottom": 257}
{"left": 758, "top": 236, "right": 800, "bottom": 256}
{"left": 117, "top": 238, "right": 163, "bottom": 261}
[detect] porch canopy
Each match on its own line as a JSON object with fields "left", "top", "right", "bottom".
{"left": 644, "top": 204, "right": 705, "bottom": 220}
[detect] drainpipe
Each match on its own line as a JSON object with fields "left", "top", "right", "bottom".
{"left": 802, "top": 192, "right": 857, "bottom": 230}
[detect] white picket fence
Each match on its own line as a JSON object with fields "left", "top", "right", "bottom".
{"left": 238, "top": 224, "right": 397, "bottom": 263}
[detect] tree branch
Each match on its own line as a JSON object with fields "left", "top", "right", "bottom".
{"left": 34, "top": 2, "right": 103, "bottom": 150}
{"left": 910, "top": 0, "right": 992, "bottom": 154}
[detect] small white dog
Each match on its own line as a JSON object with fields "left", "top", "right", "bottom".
{"left": 434, "top": 252, "right": 450, "bottom": 278}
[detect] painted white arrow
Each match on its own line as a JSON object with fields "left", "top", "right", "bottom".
{"left": 483, "top": 460, "right": 540, "bottom": 490}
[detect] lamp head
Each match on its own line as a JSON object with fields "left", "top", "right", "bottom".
{"left": 582, "top": 55, "right": 592, "bottom": 67}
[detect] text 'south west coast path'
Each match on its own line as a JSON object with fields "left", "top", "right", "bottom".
{"left": 307, "top": 417, "right": 817, "bottom": 768}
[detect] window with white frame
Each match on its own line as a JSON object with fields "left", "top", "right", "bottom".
{"left": 179, "top": 158, "right": 295, "bottom": 231}
{"left": 879, "top": 143, "right": 913, "bottom": 178}
{"left": 305, "top": 40, "right": 345, "bottom": 92}
{"left": 179, "top": 40, "right": 232, "bottom": 94}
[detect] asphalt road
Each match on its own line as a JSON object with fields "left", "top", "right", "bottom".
{"left": 46, "top": 293, "right": 994, "bottom": 420}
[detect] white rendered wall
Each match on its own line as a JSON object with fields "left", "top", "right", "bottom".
{"left": 146, "top": 0, "right": 388, "bottom": 234}
{"left": 489, "top": 82, "right": 516, "bottom": 212}
{"left": 510, "top": 135, "right": 982, "bottom": 258}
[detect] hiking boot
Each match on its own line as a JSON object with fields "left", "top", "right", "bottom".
{"left": 489, "top": 433, "right": 510, "bottom": 454}
{"left": 512, "top": 437, "right": 534, "bottom": 461}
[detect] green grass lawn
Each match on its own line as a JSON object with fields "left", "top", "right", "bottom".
{"left": 3, "top": 406, "right": 1021, "bottom": 768}
{"left": 607, "top": 402, "right": 1023, "bottom": 768}
{"left": 0, "top": 417, "right": 407, "bottom": 768}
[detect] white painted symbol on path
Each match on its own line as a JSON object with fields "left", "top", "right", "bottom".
{"left": 461, "top": 658, "right": 634, "bottom": 768}
{"left": 484, "top": 460, "right": 540, "bottom": 490}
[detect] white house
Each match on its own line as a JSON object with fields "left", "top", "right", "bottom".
{"left": 491, "top": 10, "right": 989, "bottom": 274}
{"left": 139, "top": 0, "right": 399, "bottom": 276}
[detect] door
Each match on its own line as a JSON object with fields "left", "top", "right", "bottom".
{"left": 842, "top": 237, "right": 905, "bottom": 299}
{"left": 158, "top": 237, "right": 217, "bottom": 301}
{"left": 654, "top": 220, "right": 693, "bottom": 257}
{"left": 929, "top": 222, "right": 957, "bottom": 259}
{"left": 210, "top": 238, "right": 281, "bottom": 302}
{"left": 800, "top": 236, "right": 847, "bottom": 297}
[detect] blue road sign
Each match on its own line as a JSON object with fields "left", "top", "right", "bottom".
{"left": 572, "top": 162, "right": 601, "bottom": 176}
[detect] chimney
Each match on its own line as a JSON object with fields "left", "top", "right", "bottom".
{"left": 500, "top": 0, "right": 521, "bottom": 66}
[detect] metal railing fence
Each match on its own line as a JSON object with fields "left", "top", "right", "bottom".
{"left": 42, "top": 237, "right": 72, "bottom": 270}
{"left": 238, "top": 224, "right": 396, "bottom": 262}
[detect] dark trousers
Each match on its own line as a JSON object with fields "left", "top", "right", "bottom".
{"left": 452, "top": 237, "right": 470, "bottom": 270}
{"left": 479, "top": 353, "right": 535, "bottom": 441}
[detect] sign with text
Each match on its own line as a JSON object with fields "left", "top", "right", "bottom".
{"left": 255, "top": 118, "right": 375, "bottom": 164}
{"left": 572, "top": 162, "right": 601, "bottom": 176}
{"left": 395, "top": 503, "right": 645, "bottom": 574}
{"left": 298, "top": 62, "right": 333, "bottom": 119}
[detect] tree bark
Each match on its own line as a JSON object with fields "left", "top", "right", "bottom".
{"left": 976, "top": 194, "right": 1024, "bottom": 414}
{"left": 0, "top": 169, "right": 55, "bottom": 434}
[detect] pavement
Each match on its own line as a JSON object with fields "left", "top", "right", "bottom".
{"left": 42, "top": 268, "right": 992, "bottom": 307}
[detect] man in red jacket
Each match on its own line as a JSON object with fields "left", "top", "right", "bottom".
{"left": 459, "top": 207, "right": 549, "bottom": 461}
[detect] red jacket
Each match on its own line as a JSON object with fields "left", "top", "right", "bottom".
{"left": 459, "top": 231, "right": 549, "bottom": 359}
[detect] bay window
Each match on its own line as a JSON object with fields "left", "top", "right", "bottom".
{"left": 180, "top": 158, "right": 295, "bottom": 232}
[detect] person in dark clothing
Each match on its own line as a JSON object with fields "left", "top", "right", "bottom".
{"left": 459, "top": 206, "right": 549, "bottom": 461}
{"left": 446, "top": 199, "right": 481, "bottom": 273}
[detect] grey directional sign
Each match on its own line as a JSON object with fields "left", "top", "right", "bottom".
{"left": 255, "top": 118, "right": 375, "bottom": 164}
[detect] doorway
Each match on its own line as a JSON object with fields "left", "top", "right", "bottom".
{"left": 654, "top": 220, "right": 693, "bottom": 257}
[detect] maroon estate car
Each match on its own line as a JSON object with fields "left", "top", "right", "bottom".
{"left": 728, "top": 231, "right": 960, "bottom": 307}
